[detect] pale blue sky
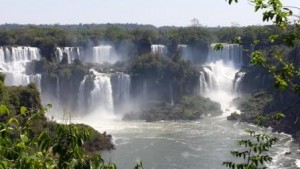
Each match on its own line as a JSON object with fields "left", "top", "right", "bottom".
{"left": 0, "top": 0, "right": 299, "bottom": 27}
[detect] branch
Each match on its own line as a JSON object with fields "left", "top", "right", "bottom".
{"left": 283, "top": 6, "right": 300, "bottom": 11}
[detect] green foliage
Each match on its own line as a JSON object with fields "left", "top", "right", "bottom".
{"left": 0, "top": 80, "right": 8, "bottom": 105}
{"left": 223, "top": 130, "right": 278, "bottom": 169}
{"left": 7, "top": 84, "right": 42, "bottom": 113}
{"left": 225, "top": 0, "right": 300, "bottom": 94}
{"left": 179, "top": 95, "right": 223, "bottom": 116}
{"left": 214, "top": 43, "right": 224, "bottom": 50}
{"left": 224, "top": 1, "right": 299, "bottom": 168}
{"left": 129, "top": 53, "right": 199, "bottom": 102}
{"left": 134, "top": 161, "right": 144, "bottom": 169}
{"left": 227, "top": 0, "right": 293, "bottom": 29}
{"left": 0, "top": 104, "right": 116, "bottom": 169}
{"left": 124, "top": 95, "right": 222, "bottom": 121}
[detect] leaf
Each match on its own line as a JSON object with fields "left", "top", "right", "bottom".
{"left": 16, "top": 142, "right": 26, "bottom": 149}
{"left": 20, "top": 106, "right": 27, "bottom": 116}
{"left": 8, "top": 117, "right": 19, "bottom": 125}
{"left": 253, "top": 39, "right": 260, "bottom": 45}
{"left": 0, "top": 105, "right": 10, "bottom": 115}
{"left": 268, "top": 34, "right": 279, "bottom": 43}
{"left": 20, "top": 134, "right": 29, "bottom": 143}
{"left": 35, "top": 152, "right": 43, "bottom": 157}
{"left": 273, "top": 112, "right": 285, "bottom": 121}
{"left": 274, "top": 76, "right": 288, "bottom": 90}
{"left": 0, "top": 161, "right": 8, "bottom": 169}
{"left": 38, "top": 131, "right": 51, "bottom": 150}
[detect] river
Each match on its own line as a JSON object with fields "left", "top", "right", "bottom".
{"left": 77, "top": 114, "right": 300, "bottom": 169}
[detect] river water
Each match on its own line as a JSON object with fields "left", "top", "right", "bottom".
{"left": 77, "top": 114, "right": 300, "bottom": 169}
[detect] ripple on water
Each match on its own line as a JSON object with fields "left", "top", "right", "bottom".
{"left": 112, "top": 137, "right": 131, "bottom": 146}
{"left": 181, "top": 151, "right": 200, "bottom": 159}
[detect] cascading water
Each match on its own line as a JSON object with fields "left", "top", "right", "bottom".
{"left": 67, "top": 45, "right": 298, "bottom": 169}
{"left": 93, "top": 45, "right": 121, "bottom": 64}
{"left": 207, "top": 43, "right": 243, "bottom": 67}
{"left": 56, "top": 47, "right": 81, "bottom": 63}
{"left": 56, "top": 76, "right": 60, "bottom": 102}
{"left": 0, "top": 46, "right": 41, "bottom": 90}
{"left": 151, "top": 44, "right": 166, "bottom": 55}
{"left": 143, "top": 79, "right": 148, "bottom": 100}
{"left": 199, "top": 43, "right": 243, "bottom": 115}
{"left": 169, "top": 83, "right": 174, "bottom": 105}
{"left": 77, "top": 76, "right": 88, "bottom": 114}
{"left": 233, "top": 71, "right": 246, "bottom": 93}
{"left": 178, "top": 44, "right": 191, "bottom": 61}
{"left": 199, "top": 71, "right": 208, "bottom": 94}
{"left": 77, "top": 69, "right": 114, "bottom": 115}
{"left": 90, "top": 72, "right": 114, "bottom": 112}
{"left": 111, "top": 73, "right": 130, "bottom": 111}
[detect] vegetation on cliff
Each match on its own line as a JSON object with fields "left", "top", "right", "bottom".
{"left": 123, "top": 95, "right": 222, "bottom": 122}
{"left": 0, "top": 72, "right": 114, "bottom": 169}
{"left": 129, "top": 53, "right": 199, "bottom": 103}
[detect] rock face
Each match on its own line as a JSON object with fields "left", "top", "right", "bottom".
{"left": 227, "top": 112, "right": 241, "bottom": 121}
{"left": 233, "top": 89, "right": 300, "bottom": 144}
{"left": 237, "top": 66, "right": 275, "bottom": 94}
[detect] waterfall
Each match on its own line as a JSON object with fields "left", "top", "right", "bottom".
{"left": 0, "top": 46, "right": 41, "bottom": 90}
{"left": 77, "top": 69, "right": 114, "bottom": 114}
{"left": 111, "top": 73, "right": 130, "bottom": 104}
{"left": 178, "top": 44, "right": 191, "bottom": 61}
{"left": 169, "top": 83, "right": 174, "bottom": 105}
{"left": 4, "top": 73, "right": 41, "bottom": 89}
{"left": 56, "top": 47, "right": 81, "bottom": 63}
{"left": 199, "top": 71, "right": 209, "bottom": 95}
{"left": 56, "top": 76, "right": 60, "bottom": 101}
{"left": 233, "top": 71, "right": 246, "bottom": 93}
{"left": 208, "top": 43, "right": 243, "bottom": 67}
{"left": 111, "top": 73, "right": 131, "bottom": 112}
{"left": 92, "top": 45, "right": 120, "bottom": 64}
{"left": 143, "top": 79, "right": 148, "bottom": 100}
{"left": 90, "top": 70, "right": 114, "bottom": 113}
{"left": 151, "top": 44, "right": 166, "bottom": 55}
{"left": 77, "top": 76, "right": 87, "bottom": 114}
{"left": 199, "top": 43, "right": 243, "bottom": 113}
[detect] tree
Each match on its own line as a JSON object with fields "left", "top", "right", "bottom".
{"left": 0, "top": 104, "right": 119, "bottom": 169}
{"left": 223, "top": 0, "right": 299, "bottom": 168}
{"left": 191, "top": 18, "right": 202, "bottom": 27}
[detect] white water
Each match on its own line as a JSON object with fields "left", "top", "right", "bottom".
{"left": 233, "top": 71, "right": 246, "bottom": 93}
{"left": 178, "top": 44, "right": 191, "bottom": 61}
{"left": 296, "top": 160, "right": 300, "bottom": 168}
{"left": 88, "top": 69, "right": 114, "bottom": 113}
{"left": 207, "top": 43, "right": 243, "bottom": 67}
{"left": 56, "top": 47, "right": 81, "bottom": 63}
{"left": 151, "top": 44, "right": 166, "bottom": 55}
{"left": 199, "top": 44, "right": 242, "bottom": 115}
{"left": 77, "top": 75, "right": 87, "bottom": 114}
{"left": 93, "top": 45, "right": 121, "bottom": 64}
{"left": 63, "top": 115, "right": 300, "bottom": 169}
{"left": 0, "top": 46, "right": 41, "bottom": 90}
{"left": 56, "top": 76, "right": 60, "bottom": 102}
{"left": 77, "top": 69, "right": 131, "bottom": 115}
{"left": 111, "top": 72, "right": 131, "bottom": 112}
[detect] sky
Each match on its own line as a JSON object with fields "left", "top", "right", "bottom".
{"left": 0, "top": 0, "right": 299, "bottom": 27}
